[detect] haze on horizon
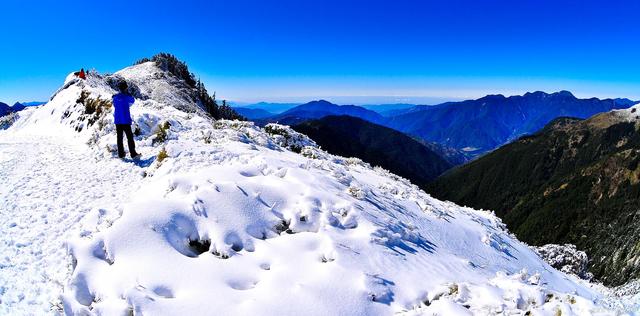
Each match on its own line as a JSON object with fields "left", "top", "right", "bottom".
{"left": 1, "top": 0, "right": 639, "bottom": 105}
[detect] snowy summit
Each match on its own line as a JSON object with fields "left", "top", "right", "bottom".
{"left": 0, "top": 58, "right": 618, "bottom": 315}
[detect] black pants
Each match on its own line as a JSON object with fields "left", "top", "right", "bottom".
{"left": 116, "top": 124, "right": 138, "bottom": 158}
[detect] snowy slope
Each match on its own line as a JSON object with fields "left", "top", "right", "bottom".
{"left": 0, "top": 62, "right": 621, "bottom": 315}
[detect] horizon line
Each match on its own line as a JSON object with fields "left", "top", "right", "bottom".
{"left": 223, "top": 90, "right": 640, "bottom": 106}
{"left": 4, "top": 89, "right": 639, "bottom": 107}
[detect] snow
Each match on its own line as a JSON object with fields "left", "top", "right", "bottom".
{"left": 612, "top": 102, "right": 640, "bottom": 121}
{"left": 0, "top": 62, "right": 632, "bottom": 315}
{"left": 0, "top": 136, "right": 145, "bottom": 314}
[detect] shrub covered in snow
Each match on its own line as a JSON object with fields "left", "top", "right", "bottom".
{"left": 0, "top": 112, "right": 19, "bottom": 130}
{"left": 264, "top": 123, "right": 317, "bottom": 153}
{"left": 405, "top": 270, "right": 601, "bottom": 315}
{"left": 156, "top": 147, "right": 168, "bottom": 165}
{"left": 76, "top": 90, "right": 113, "bottom": 127}
{"left": 534, "top": 244, "right": 593, "bottom": 280}
{"left": 152, "top": 121, "right": 171, "bottom": 145}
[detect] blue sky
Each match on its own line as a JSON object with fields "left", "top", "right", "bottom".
{"left": 1, "top": 0, "right": 639, "bottom": 104}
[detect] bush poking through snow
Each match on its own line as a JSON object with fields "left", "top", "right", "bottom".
{"left": 76, "top": 90, "right": 113, "bottom": 126}
{"left": 201, "top": 130, "right": 213, "bottom": 144}
{"left": 213, "top": 120, "right": 254, "bottom": 130}
{"left": 85, "top": 98, "right": 112, "bottom": 118}
{"left": 300, "top": 146, "right": 319, "bottom": 158}
{"left": 264, "top": 124, "right": 288, "bottom": 137}
{"left": 348, "top": 185, "right": 366, "bottom": 199}
{"left": 345, "top": 157, "right": 366, "bottom": 167}
{"left": 77, "top": 90, "right": 89, "bottom": 107}
{"left": 264, "top": 123, "right": 317, "bottom": 152}
{"left": 153, "top": 121, "right": 171, "bottom": 145}
{"left": 157, "top": 147, "right": 168, "bottom": 165}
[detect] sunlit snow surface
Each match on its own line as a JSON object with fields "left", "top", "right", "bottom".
{"left": 0, "top": 62, "right": 632, "bottom": 315}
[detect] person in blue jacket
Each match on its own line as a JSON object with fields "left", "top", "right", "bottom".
{"left": 112, "top": 81, "right": 140, "bottom": 159}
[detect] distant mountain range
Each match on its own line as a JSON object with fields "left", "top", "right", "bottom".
{"left": 428, "top": 106, "right": 640, "bottom": 286}
{"left": 231, "top": 102, "right": 299, "bottom": 114}
{"left": 232, "top": 102, "right": 416, "bottom": 115}
{"left": 258, "top": 100, "right": 386, "bottom": 126}
{"left": 0, "top": 102, "right": 33, "bottom": 117}
{"left": 385, "top": 91, "right": 636, "bottom": 155}
{"left": 247, "top": 92, "right": 637, "bottom": 157}
{"left": 292, "top": 115, "right": 453, "bottom": 186}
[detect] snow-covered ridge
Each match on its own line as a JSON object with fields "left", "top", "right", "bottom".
{"left": 0, "top": 62, "right": 617, "bottom": 315}
{"left": 617, "top": 102, "right": 640, "bottom": 117}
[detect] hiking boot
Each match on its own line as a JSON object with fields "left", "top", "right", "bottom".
{"left": 131, "top": 153, "right": 142, "bottom": 159}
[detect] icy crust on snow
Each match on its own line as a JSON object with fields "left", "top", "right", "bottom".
{"left": 602, "top": 279, "right": 640, "bottom": 312}
{"left": 0, "top": 62, "right": 614, "bottom": 315}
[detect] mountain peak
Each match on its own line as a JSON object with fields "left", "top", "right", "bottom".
{"left": 269, "top": 100, "right": 386, "bottom": 126}
{"left": 11, "top": 102, "right": 26, "bottom": 112}
{"left": 523, "top": 91, "right": 546, "bottom": 97}
{"left": 125, "top": 53, "right": 241, "bottom": 120}
{"left": 0, "top": 101, "right": 27, "bottom": 117}
{"left": 306, "top": 99, "right": 336, "bottom": 106}
{"left": 480, "top": 94, "right": 506, "bottom": 100}
{"left": 522, "top": 90, "right": 575, "bottom": 98}
{"left": 553, "top": 90, "right": 575, "bottom": 98}
{"left": 386, "top": 90, "right": 633, "bottom": 156}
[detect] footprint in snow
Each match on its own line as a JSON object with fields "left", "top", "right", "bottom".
{"left": 227, "top": 279, "right": 259, "bottom": 291}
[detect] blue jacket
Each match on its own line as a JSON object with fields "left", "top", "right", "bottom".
{"left": 112, "top": 93, "right": 135, "bottom": 125}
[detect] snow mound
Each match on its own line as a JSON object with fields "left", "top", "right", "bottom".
{"left": 0, "top": 62, "right": 619, "bottom": 315}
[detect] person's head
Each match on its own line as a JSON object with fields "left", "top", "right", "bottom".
{"left": 118, "top": 81, "right": 128, "bottom": 94}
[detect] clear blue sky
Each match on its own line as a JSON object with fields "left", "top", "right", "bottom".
{"left": 1, "top": 0, "right": 639, "bottom": 104}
